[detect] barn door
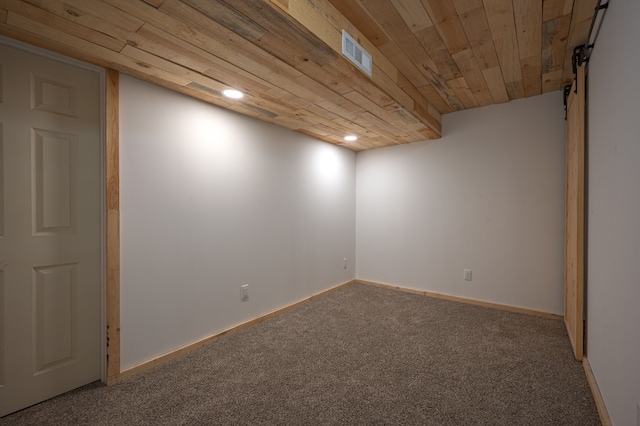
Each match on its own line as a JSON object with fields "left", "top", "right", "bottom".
{"left": 0, "top": 42, "right": 102, "bottom": 417}
{"left": 564, "top": 64, "right": 586, "bottom": 361}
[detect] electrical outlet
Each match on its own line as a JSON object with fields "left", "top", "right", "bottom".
{"left": 241, "top": 284, "right": 249, "bottom": 302}
{"left": 343, "top": 258, "right": 347, "bottom": 269}
{"left": 464, "top": 269, "right": 472, "bottom": 281}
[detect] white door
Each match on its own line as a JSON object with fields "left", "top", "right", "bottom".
{"left": 0, "top": 42, "right": 102, "bottom": 417}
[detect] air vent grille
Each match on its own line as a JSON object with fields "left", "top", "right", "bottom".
{"left": 341, "top": 30, "right": 372, "bottom": 77}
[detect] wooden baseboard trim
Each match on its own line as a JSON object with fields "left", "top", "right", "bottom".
{"left": 356, "top": 279, "right": 563, "bottom": 321}
{"left": 107, "top": 279, "right": 356, "bottom": 385}
{"left": 583, "top": 356, "right": 612, "bottom": 426}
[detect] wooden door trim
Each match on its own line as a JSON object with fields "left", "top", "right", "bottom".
{"left": 105, "top": 69, "right": 120, "bottom": 383}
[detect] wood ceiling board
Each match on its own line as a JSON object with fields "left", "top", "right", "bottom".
{"left": 3, "top": 9, "right": 119, "bottom": 67}
{"left": 219, "top": 0, "right": 338, "bottom": 67}
{"left": 571, "top": 0, "right": 599, "bottom": 23}
{"left": 493, "top": 34, "right": 525, "bottom": 99}
{"left": 190, "top": 0, "right": 439, "bottom": 142}
{"left": 542, "top": 0, "right": 573, "bottom": 22}
{"left": 157, "top": 1, "right": 270, "bottom": 63}
{"left": 451, "top": 48, "right": 494, "bottom": 107}
{"left": 40, "top": 0, "right": 145, "bottom": 32}
{"left": 134, "top": 24, "right": 214, "bottom": 73}
{"left": 381, "top": 34, "right": 450, "bottom": 108}
{"left": 20, "top": 0, "right": 132, "bottom": 45}
{"left": 1, "top": 0, "right": 595, "bottom": 150}
{"left": 290, "top": 0, "right": 400, "bottom": 88}
{"left": 119, "top": 44, "right": 211, "bottom": 87}
{"left": 5, "top": 0, "right": 126, "bottom": 52}
{"left": 457, "top": 6, "right": 500, "bottom": 70}
{"left": 449, "top": 76, "right": 480, "bottom": 109}
{"left": 0, "top": 17, "right": 105, "bottom": 68}
{"left": 541, "top": 69, "right": 563, "bottom": 93}
{"left": 378, "top": 42, "right": 430, "bottom": 88}
{"left": 482, "top": 0, "right": 517, "bottom": 40}
{"left": 158, "top": 1, "right": 308, "bottom": 92}
{"left": 180, "top": 0, "right": 267, "bottom": 43}
{"left": 285, "top": 0, "right": 397, "bottom": 93}
{"left": 326, "top": 0, "right": 390, "bottom": 47}
{"left": 542, "top": 13, "right": 571, "bottom": 75}
{"left": 421, "top": 0, "right": 470, "bottom": 54}
{"left": 415, "top": 26, "right": 462, "bottom": 80}
{"left": 418, "top": 85, "right": 455, "bottom": 114}
{"left": 342, "top": 90, "right": 397, "bottom": 124}
{"left": 355, "top": 0, "right": 445, "bottom": 91}
{"left": 514, "top": 0, "right": 543, "bottom": 59}
{"left": 279, "top": 0, "right": 441, "bottom": 136}
{"left": 520, "top": 55, "right": 543, "bottom": 98}
{"left": 397, "top": 71, "right": 431, "bottom": 114}
{"left": 420, "top": 70, "right": 465, "bottom": 112}
{"left": 360, "top": 0, "right": 438, "bottom": 82}
{"left": 35, "top": 1, "right": 408, "bottom": 146}
{"left": 353, "top": 111, "right": 410, "bottom": 141}
{"left": 142, "top": 0, "right": 165, "bottom": 7}
{"left": 451, "top": 0, "right": 483, "bottom": 15}
{"left": 482, "top": 65, "right": 510, "bottom": 103}
{"left": 514, "top": 0, "right": 542, "bottom": 97}
{"left": 391, "top": 0, "right": 433, "bottom": 33}
{"left": 483, "top": 0, "right": 525, "bottom": 99}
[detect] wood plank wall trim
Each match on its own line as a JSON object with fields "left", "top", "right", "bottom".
{"left": 108, "top": 279, "right": 357, "bottom": 385}
{"left": 583, "top": 357, "right": 613, "bottom": 426}
{"left": 105, "top": 68, "right": 121, "bottom": 384}
{"left": 356, "top": 279, "right": 563, "bottom": 320}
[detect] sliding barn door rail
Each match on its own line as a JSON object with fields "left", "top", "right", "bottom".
{"left": 564, "top": 0, "right": 610, "bottom": 110}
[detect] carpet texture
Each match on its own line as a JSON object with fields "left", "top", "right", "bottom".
{"left": 1, "top": 284, "right": 600, "bottom": 425}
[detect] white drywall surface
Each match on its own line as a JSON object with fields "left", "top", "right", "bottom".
{"left": 119, "top": 75, "right": 356, "bottom": 370}
{"left": 586, "top": 0, "right": 640, "bottom": 424}
{"left": 356, "top": 92, "right": 566, "bottom": 314}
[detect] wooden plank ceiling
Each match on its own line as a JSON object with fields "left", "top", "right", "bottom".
{"left": 0, "top": 0, "right": 596, "bottom": 151}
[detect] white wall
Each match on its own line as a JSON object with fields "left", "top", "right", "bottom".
{"left": 356, "top": 92, "right": 566, "bottom": 314}
{"left": 586, "top": 0, "right": 640, "bottom": 424}
{"left": 119, "top": 75, "right": 356, "bottom": 370}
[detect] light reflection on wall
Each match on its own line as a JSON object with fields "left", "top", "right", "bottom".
{"left": 316, "top": 146, "right": 339, "bottom": 180}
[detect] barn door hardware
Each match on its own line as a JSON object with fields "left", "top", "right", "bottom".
{"left": 572, "top": 45, "right": 587, "bottom": 76}
{"left": 567, "top": 0, "right": 609, "bottom": 95}
{"left": 563, "top": 85, "right": 573, "bottom": 120}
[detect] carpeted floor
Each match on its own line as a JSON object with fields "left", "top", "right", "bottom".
{"left": 1, "top": 283, "right": 600, "bottom": 425}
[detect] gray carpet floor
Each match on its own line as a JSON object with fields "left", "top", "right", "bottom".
{"left": 1, "top": 283, "right": 600, "bottom": 425}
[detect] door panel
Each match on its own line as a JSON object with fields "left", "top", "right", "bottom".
{"left": 564, "top": 64, "right": 585, "bottom": 361}
{"left": 33, "top": 263, "right": 80, "bottom": 374}
{"left": 33, "top": 129, "right": 78, "bottom": 233}
{"left": 0, "top": 42, "right": 102, "bottom": 417}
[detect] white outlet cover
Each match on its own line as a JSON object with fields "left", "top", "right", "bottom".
{"left": 464, "top": 269, "right": 472, "bottom": 281}
{"left": 241, "top": 284, "right": 249, "bottom": 302}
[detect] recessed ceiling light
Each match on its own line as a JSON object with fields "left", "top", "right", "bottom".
{"left": 344, "top": 135, "right": 358, "bottom": 141}
{"left": 222, "top": 89, "right": 244, "bottom": 99}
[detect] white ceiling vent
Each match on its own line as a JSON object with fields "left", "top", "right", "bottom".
{"left": 341, "top": 30, "right": 372, "bottom": 77}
